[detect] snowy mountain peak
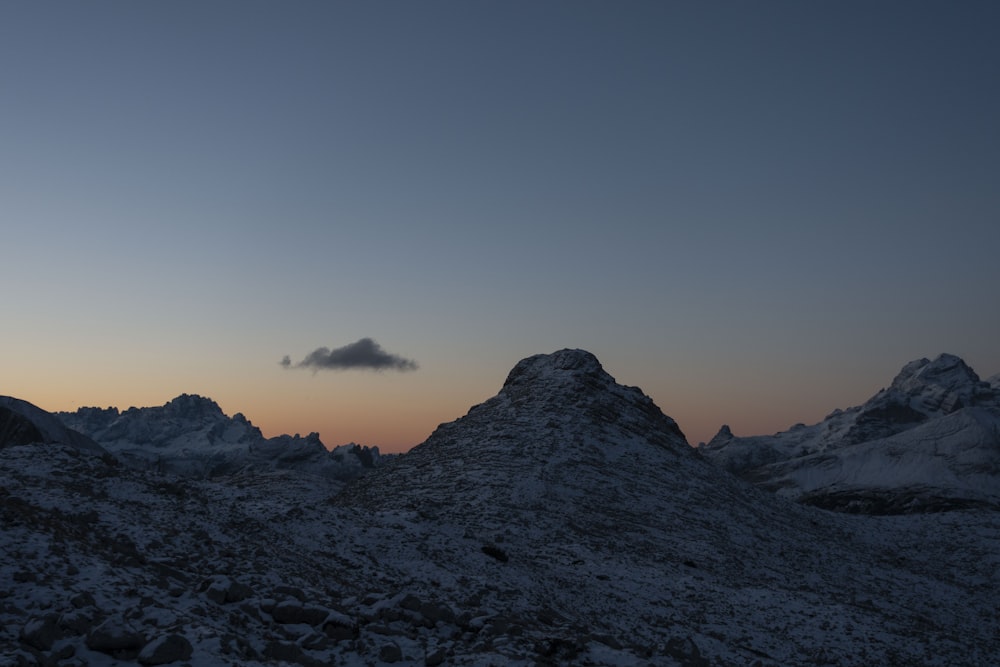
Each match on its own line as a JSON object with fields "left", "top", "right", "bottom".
{"left": 501, "top": 348, "right": 608, "bottom": 390}
{"left": 873, "top": 353, "right": 999, "bottom": 422}
{"left": 699, "top": 353, "right": 1000, "bottom": 512}
{"left": 489, "top": 348, "right": 687, "bottom": 450}
{"left": 890, "top": 353, "right": 983, "bottom": 402}
{"left": 342, "top": 349, "right": 691, "bottom": 516}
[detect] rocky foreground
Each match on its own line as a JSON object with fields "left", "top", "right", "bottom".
{"left": 2, "top": 350, "right": 999, "bottom": 665}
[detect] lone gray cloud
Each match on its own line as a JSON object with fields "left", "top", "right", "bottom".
{"left": 281, "top": 338, "right": 418, "bottom": 372}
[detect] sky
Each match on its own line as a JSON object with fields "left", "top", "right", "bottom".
{"left": 2, "top": 1, "right": 998, "bottom": 452}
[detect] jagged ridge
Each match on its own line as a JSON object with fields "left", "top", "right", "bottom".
{"left": 58, "top": 394, "right": 381, "bottom": 482}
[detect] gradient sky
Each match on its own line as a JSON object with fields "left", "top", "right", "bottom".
{"left": 2, "top": 1, "right": 998, "bottom": 451}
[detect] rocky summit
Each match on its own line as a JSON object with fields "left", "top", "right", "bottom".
{"left": 2, "top": 349, "right": 999, "bottom": 665}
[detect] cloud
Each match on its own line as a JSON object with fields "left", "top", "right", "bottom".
{"left": 282, "top": 338, "right": 418, "bottom": 372}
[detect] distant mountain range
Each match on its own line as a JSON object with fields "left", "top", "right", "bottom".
{"left": 55, "top": 393, "right": 383, "bottom": 483}
{"left": 27, "top": 350, "right": 1000, "bottom": 515}
{"left": 698, "top": 353, "right": 1000, "bottom": 513}
{"left": 2, "top": 349, "right": 998, "bottom": 665}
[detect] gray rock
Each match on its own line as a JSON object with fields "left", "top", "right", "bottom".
{"left": 365, "top": 623, "right": 397, "bottom": 636}
{"left": 271, "top": 600, "right": 330, "bottom": 626}
{"left": 70, "top": 592, "right": 96, "bottom": 609}
{"left": 137, "top": 634, "right": 193, "bottom": 665}
{"left": 591, "top": 633, "right": 622, "bottom": 650}
{"left": 300, "top": 632, "right": 330, "bottom": 651}
{"left": 59, "top": 607, "right": 99, "bottom": 635}
{"left": 273, "top": 585, "right": 306, "bottom": 601}
{"left": 420, "top": 601, "right": 456, "bottom": 625}
{"left": 664, "top": 636, "right": 708, "bottom": 667}
{"left": 51, "top": 642, "right": 76, "bottom": 662}
{"left": 398, "top": 593, "right": 422, "bottom": 612}
{"left": 225, "top": 580, "right": 254, "bottom": 603}
{"left": 86, "top": 616, "right": 146, "bottom": 657}
{"left": 263, "top": 640, "right": 326, "bottom": 667}
{"left": 425, "top": 645, "right": 447, "bottom": 666}
{"left": 321, "top": 611, "right": 357, "bottom": 642}
{"left": 20, "top": 615, "right": 59, "bottom": 651}
{"left": 204, "top": 582, "right": 226, "bottom": 605}
{"left": 202, "top": 576, "right": 254, "bottom": 605}
{"left": 379, "top": 641, "right": 403, "bottom": 663}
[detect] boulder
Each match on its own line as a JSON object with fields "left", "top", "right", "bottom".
{"left": 138, "top": 634, "right": 193, "bottom": 665}
{"left": 86, "top": 616, "right": 146, "bottom": 658}
{"left": 202, "top": 576, "right": 254, "bottom": 604}
{"left": 70, "top": 591, "right": 96, "bottom": 609}
{"left": 379, "top": 642, "right": 403, "bottom": 663}
{"left": 420, "top": 601, "right": 456, "bottom": 625}
{"left": 273, "top": 585, "right": 306, "bottom": 601}
{"left": 425, "top": 646, "right": 447, "bottom": 666}
{"left": 664, "top": 636, "right": 708, "bottom": 667}
{"left": 59, "top": 607, "right": 99, "bottom": 635}
{"left": 20, "top": 615, "right": 59, "bottom": 651}
{"left": 321, "top": 610, "right": 357, "bottom": 642}
{"left": 263, "top": 640, "right": 326, "bottom": 667}
{"left": 271, "top": 600, "right": 330, "bottom": 626}
{"left": 398, "top": 593, "right": 422, "bottom": 612}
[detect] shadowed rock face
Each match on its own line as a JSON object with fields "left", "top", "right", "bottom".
{"left": 0, "top": 406, "right": 45, "bottom": 448}
{"left": 0, "top": 396, "right": 105, "bottom": 454}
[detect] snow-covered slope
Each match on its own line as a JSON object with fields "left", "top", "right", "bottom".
{"left": 0, "top": 395, "right": 105, "bottom": 454}
{"left": 3, "top": 350, "right": 999, "bottom": 665}
{"left": 58, "top": 394, "right": 381, "bottom": 482}
{"left": 700, "top": 354, "right": 1000, "bottom": 512}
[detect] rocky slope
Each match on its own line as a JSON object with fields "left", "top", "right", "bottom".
{"left": 334, "top": 349, "right": 999, "bottom": 664}
{"left": 0, "top": 396, "right": 104, "bottom": 455}
{"left": 2, "top": 349, "right": 999, "bottom": 665}
{"left": 699, "top": 354, "right": 1000, "bottom": 512}
{"left": 57, "top": 394, "right": 381, "bottom": 483}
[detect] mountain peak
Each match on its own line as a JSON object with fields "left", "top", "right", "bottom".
{"left": 886, "top": 353, "right": 993, "bottom": 415}
{"left": 489, "top": 349, "right": 689, "bottom": 450}
{"left": 501, "top": 348, "right": 607, "bottom": 390}
{"left": 707, "top": 424, "right": 734, "bottom": 446}
{"left": 342, "top": 348, "right": 691, "bottom": 516}
{"left": 161, "top": 393, "right": 225, "bottom": 417}
{"left": 891, "top": 353, "right": 979, "bottom": 392}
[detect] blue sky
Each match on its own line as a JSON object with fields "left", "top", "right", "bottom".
{"left": 2, "top": 1, "right": 998, "bottom": 450}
